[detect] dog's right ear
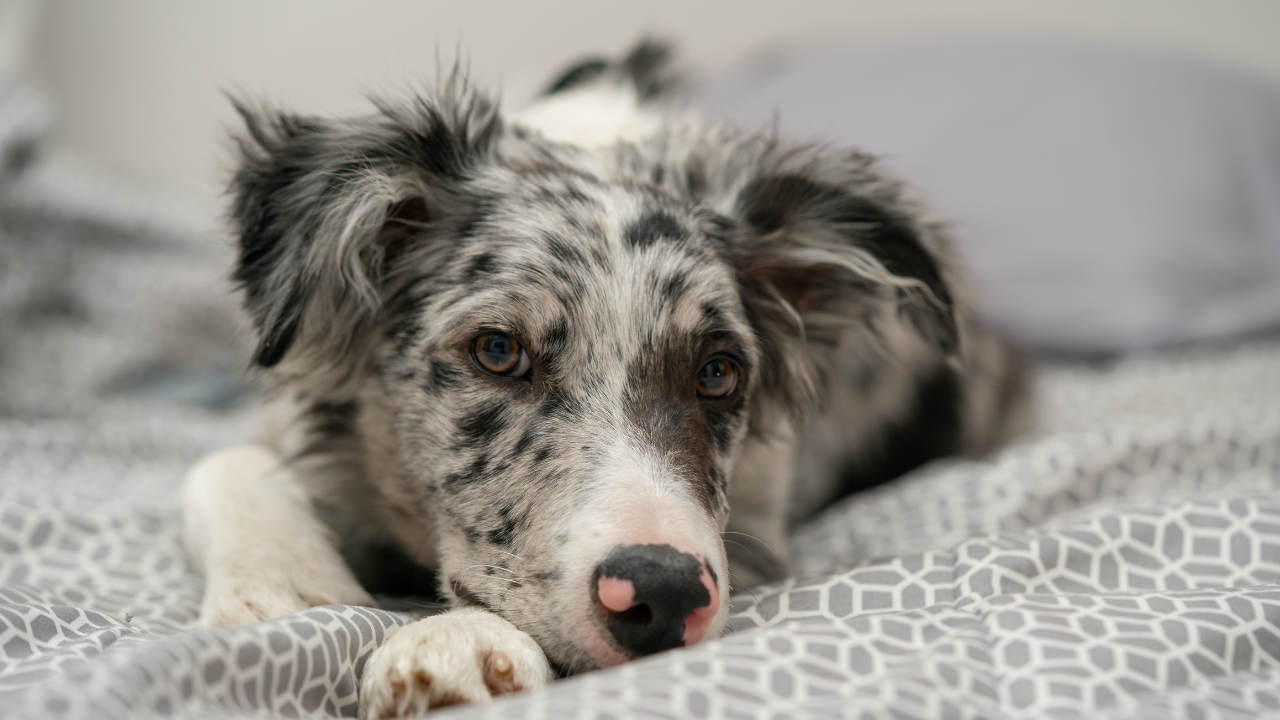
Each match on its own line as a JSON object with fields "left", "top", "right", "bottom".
{"left": 227, "top": 87, "right": 501, "bottom": 392}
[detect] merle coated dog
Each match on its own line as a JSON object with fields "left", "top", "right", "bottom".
{"left": 182, "top": 43, "right": 1031, "bottom": 718}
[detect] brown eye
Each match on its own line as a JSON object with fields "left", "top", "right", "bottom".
{"left": 472, "top": 332, "right": 531, "bottom": 377}
{"left": 696, "top": 357, "right": 738, "bottom": 399}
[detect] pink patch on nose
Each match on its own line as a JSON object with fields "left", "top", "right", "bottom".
{"left": 682, "top": 564, "right": 719, "bottom": 646}
{"left": 597, "top": 576, "right": 637, "bottom": 612}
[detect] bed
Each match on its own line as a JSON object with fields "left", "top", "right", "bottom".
{"left": 3, "top": 36, "right": 1280, "bottom": 719}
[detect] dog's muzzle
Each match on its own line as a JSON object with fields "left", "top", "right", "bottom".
{"left": 593, "top": 543, "right": 719, "bottom": 657}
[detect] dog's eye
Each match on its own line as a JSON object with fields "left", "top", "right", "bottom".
{"left": 696, "top": 357, "right": 738, "bottom": 399}
{"left": 472, "top": 332, "right": 531, "bottom": 377}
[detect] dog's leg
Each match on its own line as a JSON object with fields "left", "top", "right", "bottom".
{"left": 358, "top": 609, "right": 553, "bottom": 719}
{"left": 182, "top": 445, "right": 376, "bottom": 626}
{"left": 724, "top": 427, "right": 798, "bottom": 590}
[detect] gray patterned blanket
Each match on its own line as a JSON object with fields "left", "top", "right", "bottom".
{"left": 2, "top": 153, "right": 1279, "bottom": 720}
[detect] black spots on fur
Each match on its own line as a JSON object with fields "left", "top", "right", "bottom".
{"left": 625, "top": 211, "right": 688, "bottom": 250}
{"left": 306, "top": 400, "right": 359, "bottom": 436}
{"left": 292, "top": 400, "right": 360, "bottom": 459}
{"left": 705, "top": 396, "right": 747, "bottom": 454}
{"left": 539, "top": 392, "right": 580, "bottom": 421}
{"left": 532, "top": 445, "right": 554, "bottom": 465}
{"left": 456, "top": 402, "right": 509, "bottom": 449}
{"left": 386, "top": 279, "right": 436, "bottom": 355}
{"left": 739, "top": 174, "right": 951, "bottom": 309}
{"left": 657, "top": 271, "right": 691, "bottom": 311}
{"left": 542, "top": 315, "right": 570, "bottom": 355}
{"left": 513, "top": 428, "right": 538, "bottom": 458}
{"left": 706, "top": 466, "right": 726, "bottom": 500}
{"left": 457, "top": 195, "right": 498, "bottom": 240}
{"left": 228, "top": 111, "right": 328, "bottom": 355}
{"left": 533, "top": 568, "right": 562, "bottom": 583}
{"left": 739, "top": 174, "right": 814, "bottom": 234}
{"left": 545, "top": 234, "right": 589, "bottom": 268}
{"left": 838, "top": 368, "right": 962, "bottom": 499}
{"left": 250, "top": 281, "right": 306, "bottom": 368}
{"left": 463, "top": 251, "right": 498, "bottom": 285}
{"left": 590, "top": 245, "right": 612, "bottom": 273}
{"left": 738, "top": 173, "right": 957, "bottom": 353}
{"left": 378, "top": 95, "right": 502, "bottom": 183}
{"left": 537, "top": 315, "right": 571, "bottom": 377}
{"left": 227, "top": 86, "right": 502, "bottom": 375}
{"left": 443, "top": 452, "right": 490, "bottom": 491}
{"left": 561, "top": 183, "right": 593, "bottom": 206}
{"left": 487, "top": 522, "right": 516, "bottom": 547}
{"left": 699, "top": 212, "right": 739, "bottom": 257}
{"left": 391, "top": 320, "right": 422, "bottom": 358}
{"left": 486, "top": 502, "right": 524, "bottom": 547}
{"left": 421, "top": 360, "right": 460, "bottom": 395}
{"left": 701, "top": 302, "right": 727, "bottom": 330}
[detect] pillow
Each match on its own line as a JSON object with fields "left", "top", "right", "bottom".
{"left": 689, "top": 36, "right": 1280, "bottom": 355}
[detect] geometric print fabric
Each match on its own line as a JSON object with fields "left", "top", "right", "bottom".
{"left": 8, "top": 420, "right": 1278, "bottom": 718}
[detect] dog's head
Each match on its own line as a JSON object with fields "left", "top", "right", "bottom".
{"left": 228, "top": 73, "right": 960, "bottom": 672}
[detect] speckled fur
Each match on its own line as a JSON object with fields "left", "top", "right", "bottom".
{"left": 192, "top": 42, "right": 1032, "bottom": 687}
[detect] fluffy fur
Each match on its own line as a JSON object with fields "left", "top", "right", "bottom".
{"left": 182, "top": 42, "right": 1032, "bottom": 717}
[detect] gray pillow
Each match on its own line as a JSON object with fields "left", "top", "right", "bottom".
{"left": 690, "top": 36, "right": 1280, "bottom": 355}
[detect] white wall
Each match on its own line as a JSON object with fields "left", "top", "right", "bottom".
{"left": 19, "top": 0, "right": 1280, "bottom": 195}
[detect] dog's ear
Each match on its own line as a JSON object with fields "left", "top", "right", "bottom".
{"left": 717, "top": 150, "right": 961, "bottom": 416}
{"left": 228, "top": 87, "right": 501, "bottom": 391}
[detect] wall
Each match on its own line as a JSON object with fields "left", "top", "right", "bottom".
{"left": 18, "top": 0, "right": 1280, "bottom": 195}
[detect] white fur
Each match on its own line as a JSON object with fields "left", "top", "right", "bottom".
{"left": 514, "top": 84, "right": 664, "bottom": 147}
{"left": 181, "top": 445, "right": 374, "bottom": 625}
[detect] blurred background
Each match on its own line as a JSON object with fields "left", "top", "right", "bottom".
{"left": 1, "top": 0, "right": 1278, "bottom": 390}
{"left": 4, "top": 0, "right": 1280, "bottom": 196}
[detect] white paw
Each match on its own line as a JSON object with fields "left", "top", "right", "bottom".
{"left": 359, "top": 609, "right": 553, "bottom": 719}
{"left": 199, "top": 550, "right": 377, "bottom": 626}
{"left": 184, "top": 445, "right": 378, "bottom": 627}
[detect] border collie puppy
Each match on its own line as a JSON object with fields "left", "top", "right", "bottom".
{"left": 182, "top": 42, "right": 1031, "bottom": 717}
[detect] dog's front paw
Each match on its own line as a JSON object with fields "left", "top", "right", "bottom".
{"left": 359, "top": 609, "right": 553, "bottom": 719}
{"left": 199, "top": 556, "right": 376, "bottom": 627}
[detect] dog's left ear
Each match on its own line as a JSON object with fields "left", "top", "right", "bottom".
{"left": 718, "top": 150, "right": 962, "bottom": 416}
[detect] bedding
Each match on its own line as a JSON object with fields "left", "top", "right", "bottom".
{"left": 3, "top": 97, "right": 1280, "bottom": 720}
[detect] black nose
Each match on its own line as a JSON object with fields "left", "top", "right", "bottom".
{"left": 594, "top": 544, "right": 716, "bottom": 657}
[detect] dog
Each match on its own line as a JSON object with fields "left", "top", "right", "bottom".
{"left": 181, "top": 42, "right": 1031, "bottom": 718}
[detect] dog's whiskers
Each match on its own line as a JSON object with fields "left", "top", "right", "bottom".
{"left": 720, "top": 531, "right": 776, "bottom": 556}
{"left": 726, "top": 572, "right": 763, "bottom": 607}
{"left": 491, "top": 548, "right": 526, "bottom": 563}
{"left": 462, "top": 564, "right": 521, "bottom": 576}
